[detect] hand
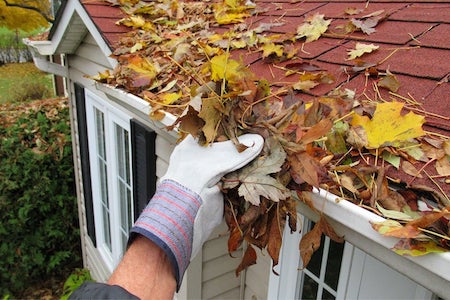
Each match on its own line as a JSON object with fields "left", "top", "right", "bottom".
{"left": 130, "top": 134, "right": 264, "bottom": 290}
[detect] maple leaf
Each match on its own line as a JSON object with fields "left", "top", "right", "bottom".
{"left": 223, "top": 138, "right": 290, "bottom": 205}
{"left": 346, "top": 43, "right": 379, "bottom": 60}
{"left": 350, "top": 16, "right": 380, "bottom": 35}
{"left": 350, "top": 101, "right": 425, "bottom": 149}
{"left": 296, "top": 13, "right": 331, "bottom": 43}
{"left": 261, "top": 43, "right": 284, "bottom": 58}
{"left": 208, "top": 54, "right": 245, "bottom": 84}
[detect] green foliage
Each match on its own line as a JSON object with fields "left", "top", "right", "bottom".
{"left": 60, "top": 268, "right": 93, "bottom": 300}
{"left": 0, "top": 98, "right": 81, "bottom": 297}
{"left": 0, "top": 63, "right": 54, "bottom": 104}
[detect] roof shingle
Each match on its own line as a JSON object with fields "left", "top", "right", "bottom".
{"left": 80, "top": 0, "right": 450, "bottom": 194}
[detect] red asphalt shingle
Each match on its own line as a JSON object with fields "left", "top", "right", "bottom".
{"left": 80, "top": 0, "right": 450, "bottom": 194}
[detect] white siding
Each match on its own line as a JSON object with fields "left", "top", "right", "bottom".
{"left": 200, "top": 223, "right": 244, "bottom": 299}
{"left": 244, "top": 249, "right": 271, "bottom": 300}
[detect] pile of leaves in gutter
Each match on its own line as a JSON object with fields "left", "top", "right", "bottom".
{"left": 95, "top": 0, "right": 450, "bottom": 273}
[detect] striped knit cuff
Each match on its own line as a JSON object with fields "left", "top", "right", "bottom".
{"left": 130, "top": 179, "right": 202, "bottom": 291}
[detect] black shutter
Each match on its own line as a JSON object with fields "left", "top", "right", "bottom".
{"left": 131, "top": 119, "right": 157, "bottom": 221}
{"left": 74, "top": 83, "right": 96, "bottom": 246}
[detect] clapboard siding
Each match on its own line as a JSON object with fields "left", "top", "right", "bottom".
{"left": 76, "top": 41, "right": 111, "bottom": 68}
{"left": 85, "top": 238, "right": 110, "bottom": 282}
{"left": 203, "top": 270, "right": 242, "bottom": 299}
{"left": 244, "top": 250, "right": 271, "bottom": 299}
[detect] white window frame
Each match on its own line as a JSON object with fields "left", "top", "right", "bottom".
{"left": 267, "top": 213, "right": 354, "bottom": 300}
{"left": 85, "top": 89, "right": 134, "bottom": 272}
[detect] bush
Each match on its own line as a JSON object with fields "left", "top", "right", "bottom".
{"left": 11, "top": 79, "right": 52, "bottom": 103}
{"left": 0, "top": 98, "right": 81, "bottom": 297}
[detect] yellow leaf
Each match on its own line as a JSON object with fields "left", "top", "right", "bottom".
{"left": 198, "top": 97, "right": 223, "bottom": 144}
{"left": 261, "top": 43, "right": 284, "bottom": 58}
{"left": 296, "top": 13, "right": 331, "bottom": 43}
{"left": 293, "top": 80, "right": 319, "bottom": 91}
{"left": 130, "top": 42, "right": 144, "bottom": 53}
{"left": 159, "top": 91, "right": 182, "bottom": 105}
{"left": 346, "top": 43, "right": 379, "bottom": 60}
{"left": 213, "top": 1, "right": 251, "bottom": 25}
{"left": 209, "top": 54, "right": 244, "bottom": 83}
{"left": 351, "top": 101, "right": 425, "bottom": 149}
{"left": 393, "top": 240, "right": 447, "bottom": 256}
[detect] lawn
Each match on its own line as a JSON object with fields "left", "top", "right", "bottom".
{"left": 0, "top": 62, "right": 55, "bottom": 104}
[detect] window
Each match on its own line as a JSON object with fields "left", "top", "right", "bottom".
{"left": 85, "top": 90, "right": 134, "bottom": 270}
{"left": 267, "top": 214, "right": 353, "bottom": 300}
{"left": 267, "top": 213, "right": 434, "bottom": 300}
{"left": 295, "top": 220, "right": 348, "bottom": 299}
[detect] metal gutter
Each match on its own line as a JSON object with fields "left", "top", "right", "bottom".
{"left": 23, "top": 39, "right": 68, "bottom": 77}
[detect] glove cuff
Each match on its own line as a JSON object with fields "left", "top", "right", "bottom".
{"left": 130, "top": 179, "right": 202, "bottom": 291}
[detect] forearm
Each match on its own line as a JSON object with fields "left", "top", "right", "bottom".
{"left": 108, "top": 235, "right": 177, "bottom": 300}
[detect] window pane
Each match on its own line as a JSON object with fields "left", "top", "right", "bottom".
{"left": 115, "top": 123, "right": 132, "bottom": 253}
{"left": 324, "top": 239, "right": 344, "bottom": 290}
{"left": 322, "top": 288, "right": 336, "bottom": 300}
{"left": 301, "top": 274, "right": 318, "bottom": 300}
{"left": 306, "top": 223, "right": 324, "bottom": 278}
{"left": 95, "top": 109, "right": 106, "bottom": 159}
{"left": 115, "top": 124, "right": 130, "bottom": 184}
{"left": 95, "top": 108, "right": 111, "bottom": 251}
{"left": 102, "top": 203, "right": 111, "bottom": 251}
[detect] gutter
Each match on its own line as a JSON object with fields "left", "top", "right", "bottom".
{"left": 95, "top": 81, "right": 450, "bottom": 298}
{"left": 300, "top": 188, "right": 450, "bottom": 299}
{"left": 23, "top": 38, "right": 68, "bottom": 78}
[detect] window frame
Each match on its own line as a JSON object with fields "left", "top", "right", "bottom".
{"left": 267, "top": 213, "right": 354, "bottom": 300}
{"left": 85, "top": 89, "right": 134, "bottom": 271}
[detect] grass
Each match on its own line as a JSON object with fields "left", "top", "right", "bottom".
{"left": 0, "top": 62, "right": 55, "bottom": 104}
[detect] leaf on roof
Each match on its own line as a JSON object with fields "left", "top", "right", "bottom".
{"left": 117, "top": 15, "right": 155, "bottom": 31}
{"left": 436, "top": 156, "right": 450, "bottom": 176}
{"left": 125, "top": 56, "right": 160, "bottom": 88}
{"left": 344, "top": 7, "right": 364, "bottom": 15}
{"left": 213, "top": 0, "right": 253, "bottom": 24}
{"left": 261, "top": 43, "right": 284, "bottom": 58}
{"left": 346, "top": 43, "right": 379, "bottom": 60}
{"left": 296, "top": 13, "right": 331, "bottom": 43}
{"left": 350, "top": 101, "right": 425, "bottom": 149}
{"left": 350, "top": 15, "right": 381, "bottom": 35}
{"left": 378, "top": 71, "right": 400, "bottom": 92}
{"left": 158, "top": 91, "right": 182, "bottom": 105}
{"left": 208, "top": 54, "right": 246, "bottom": 84}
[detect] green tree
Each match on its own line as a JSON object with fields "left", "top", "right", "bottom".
{"left": 0, "top": 0, "right": 52, "bottom": 31}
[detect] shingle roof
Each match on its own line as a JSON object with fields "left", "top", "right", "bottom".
{"left": 80, "top": 0, "right": 450, "bottom": 194}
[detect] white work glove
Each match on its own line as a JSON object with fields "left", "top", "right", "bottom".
{"left": 130, "top": 134, "right": 263, "bottom": 290}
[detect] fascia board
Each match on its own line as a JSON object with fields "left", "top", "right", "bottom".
{"left": 94, "top": 82, "right": 178, "bottom": 140}
{"left": 73, "top": 0, "right": 117, "bottom": 69}
{"left": 26, "top": 0, "right": 117, "bottom": 69}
